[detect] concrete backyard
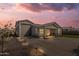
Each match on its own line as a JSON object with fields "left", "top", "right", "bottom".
{"left": 0, "top": 37, "right": 79, "bottom": 56}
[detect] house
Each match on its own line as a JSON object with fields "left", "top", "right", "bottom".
{"left": 62, "top": 27, "right": 79, "bottom": 35}
{"left": 62, "top": 27, "right": 75, "bottom": 32}
{"left": 15, "top": 19, "right": 62, "bottom": 39}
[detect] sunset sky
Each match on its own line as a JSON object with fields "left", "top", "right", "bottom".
{"left": 0, "top": 3, "right": 79, "bottom": 28}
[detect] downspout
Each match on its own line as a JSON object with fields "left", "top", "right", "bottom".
{"left": 44, "top": 27, "right": 45, "bottom": 39}
{"left": 19, "top": 22, "right": 21, "bottom": 37}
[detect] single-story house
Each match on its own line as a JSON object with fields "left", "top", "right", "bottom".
{"left": 15, "top": 19, "right": 62, "bottom": 39}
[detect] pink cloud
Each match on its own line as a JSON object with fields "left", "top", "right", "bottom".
{"left": 0, "top": 3, "right": 79, "bottom": 28}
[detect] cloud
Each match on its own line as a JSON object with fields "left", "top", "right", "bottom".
{"left": 0, "top": 3, "right": 15, "bottom": 10}
{"left": 20, "top": 3, "right": 79, "bottom": 12}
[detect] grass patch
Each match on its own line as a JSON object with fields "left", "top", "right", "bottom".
{"left": 62, "top": 35, "right": 79, "bottom": 38}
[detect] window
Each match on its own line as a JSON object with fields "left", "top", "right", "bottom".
{"left": 45, "top": 29, "right": 50, "bottom": 36}
{"left": 39, "top": 28, "right": 44, "bottom": 36}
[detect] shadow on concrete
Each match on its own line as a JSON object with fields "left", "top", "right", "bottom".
{"left": 73, "top": 46, "right": 79, "bottom": 56}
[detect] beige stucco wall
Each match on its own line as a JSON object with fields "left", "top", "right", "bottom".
{"left": 57, "top": 28, "right": 62, "bottom": 36}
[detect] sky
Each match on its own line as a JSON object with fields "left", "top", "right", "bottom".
{"left": 0, "top": 3, "right": 79, "bottom": 28}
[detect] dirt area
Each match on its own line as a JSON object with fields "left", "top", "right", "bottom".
{"left": 0, "top": 37, "right": 79, "bottom": 56}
